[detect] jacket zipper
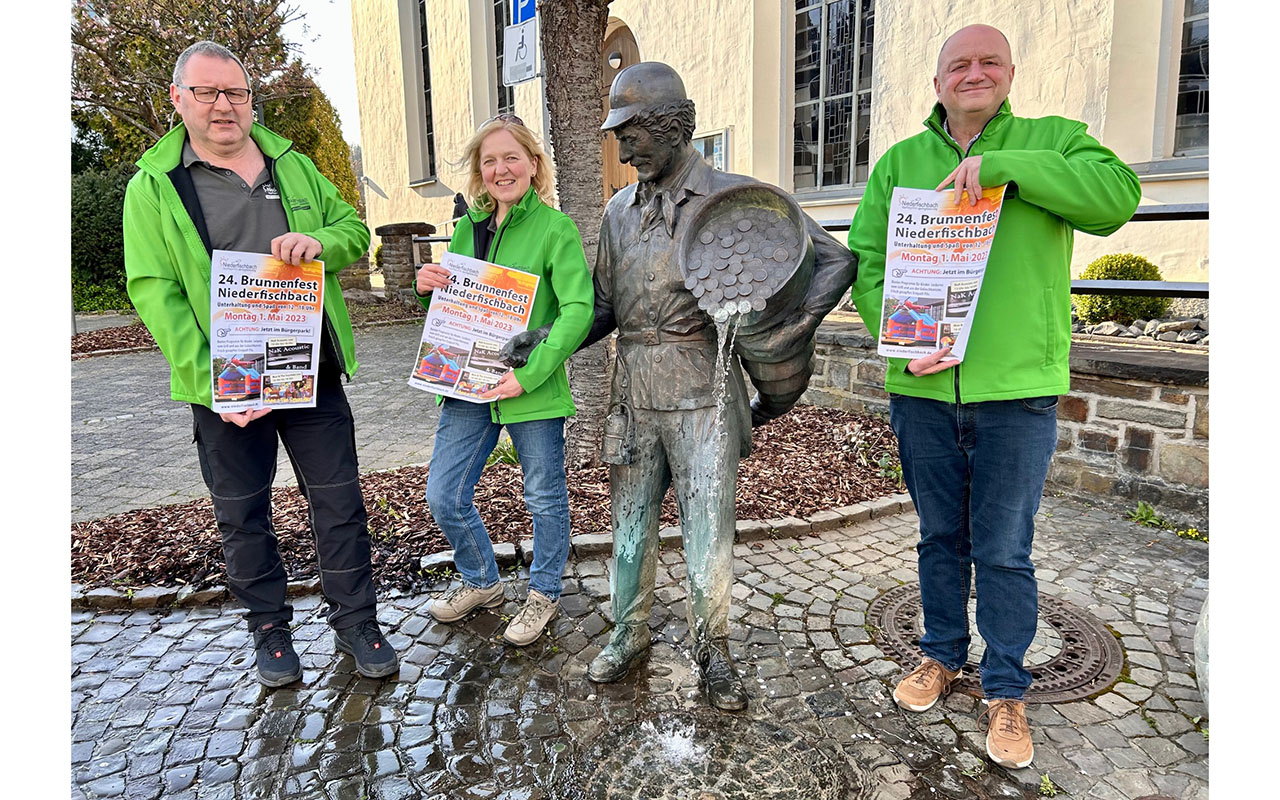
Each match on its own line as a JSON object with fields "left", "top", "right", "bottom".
{"left": 486, "top": 207, "right": 519, "bottom": 423}
{"left": 271, "top": 146, "right": 349, "bottom": 380}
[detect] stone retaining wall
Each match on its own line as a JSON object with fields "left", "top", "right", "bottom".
{"left": 373, "top": 222, "right": 436, "bottom": 303}
{"left": 802, "top": 319, "right": 1209, "bottom": 526}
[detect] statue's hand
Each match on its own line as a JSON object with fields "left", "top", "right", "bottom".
{"left": 500, "top": 324, "right": 552, "bottom": 367}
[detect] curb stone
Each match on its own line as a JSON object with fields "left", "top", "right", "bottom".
{"left": 72, "top": 496, "right": 917, "bottom": 609}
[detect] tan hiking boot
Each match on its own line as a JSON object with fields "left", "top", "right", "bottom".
{"left": 892, "top": 658, "right": 962, "bottom": 712}
{"left": 428, "top": 581, "right": 504, "bottom": 623}
{"left": 502, "top": 590, "right": 558, "bottom": 646}
{"left": 980, "top": 699, "right": 1035, "bottom": 769}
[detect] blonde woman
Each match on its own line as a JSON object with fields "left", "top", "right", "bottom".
{"left": 414, "top": 115, "right": 593, "bottom": 645}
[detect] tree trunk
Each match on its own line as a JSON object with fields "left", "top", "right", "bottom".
{"left": 539, "top": 0, "right": 613, "bottom": 469}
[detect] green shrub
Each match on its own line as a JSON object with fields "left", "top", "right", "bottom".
{"left": 373, "top": 243, "right": 383, "bottom": 272}
{"left": 1074, "top": 253, "right": 1171, "bottom": 326}
{"left": 71, "top": 163, "right": 136, "bottom": 312}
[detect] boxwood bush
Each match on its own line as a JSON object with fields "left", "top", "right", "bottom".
{"left": 71, "top": 164, "right": 136, "bottom": 312}
{"left": 1074, "top": 253, "right": 1172, "bottom": 326}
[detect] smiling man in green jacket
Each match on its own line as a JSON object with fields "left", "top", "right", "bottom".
{"left": 123, "top": 41, "right": 396, "bottom": 687}
{"left": 846, "top": 25, "right": 1140, "bottom": 769}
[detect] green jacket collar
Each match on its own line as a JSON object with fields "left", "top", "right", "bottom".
{"left": 925, "top": 99, "right": 1013, "bottom": 142}
{"left": 136, "top": 122, "right": 295, "bottom": 175}
{"left": 465, "top": 186, "right": 544, "bottom": 228}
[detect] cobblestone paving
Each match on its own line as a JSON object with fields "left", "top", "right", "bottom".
{"left": 70, "top": 496, "right": 1209, "bottom": 799}
{"left": 71, "top": 323, "right": 439, "bottom": 522}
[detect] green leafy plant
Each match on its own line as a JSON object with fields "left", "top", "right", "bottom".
{"left": 71, "top": 164, "right": 136, "bottom": 312}
{"left": 486, "top": 437, "right": 520, "bottom": 466}
{"left": 1127, "top": 500, "right": 1165, "bottom": 528}
{"left": 877, "top": 453, "right": 904, "bottom": 489}
{"left": 1074, "top": 253, "right": 1172, "bottom": 325}
{"left": 1038, "top": 774, "right": 1059, "bottom": 797}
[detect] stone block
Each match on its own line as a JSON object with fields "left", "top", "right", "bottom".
{"left": 855, "top": 360, "right": 886, "bottom": 387}
{"left": 571, "top": 533, "right": 613, "bottom": 557}
{"left": 831, "top": 503, "right": 872, "bottom": 524}
{"left": 1070, "top": 376, "right": 1152, "bottom": 401}
{"left": 1049, "top": 459, "right": 1084, "bottom": 489}
{"left": 734, "top": 519, "right": 773, "bottom": 542}
{"left": 1159, "top": 444, "right": 1208, "bottom": 489}
{"left": 764, "top": 516, "right": 811, "bottom": 538}
{"left": 659, "top": 526, "right": 683, "bottom": 547}
{"left": 1192, "top": 395, "right": 1208, "bottom": 439}
{"left": 285, "top": 579, "right": 321, "bottom": 597}
{"left": 519, "top": 539, "right": 534, "bottom": 565}
{"left": 176, "top": 585, "right": 227, "bottom": 605}
{"left": 1055, "top": 429, "right": 1072, "bottom": 452}
{"left": 1159, "top": 389, "right": 1190, "bottom": 405}
{"left": 824, "top": 358, "right": 855, "bottom": 389}
{"left": 1059, "top": 394, "right": 1089, "bottom": 422}
{"left": 806, "top": 509, "right": 846, "bottom": 532}
{"left": 421, "top": 551, "right": 455, "bottom": 572}
{"left": 492, "top": 543, "right": 518, "bottom": 567}
{"left": 129, "top": 587, "right": 178, "bottom": 608}
{"left": 1078, "top": 429, "right": 1119, "bottom": 453}
{"left": 1122, "top": 427, "right": 1155, "bottom": 472}
{"left": 1096, "top": 400, "right": 1186, "bottom": 429}
{"left": 867, "top": 495, "right": 903, "bottom": 519}
{"left": 1078, "top": 469, "right": 1118, "bottom": 496}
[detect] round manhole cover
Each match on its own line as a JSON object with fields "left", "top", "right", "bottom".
{"left": 563, "top": 713, "right": 866, "bottom": 799}
{"left": 867, "top": 584, "right": 1124, "bottom": 703}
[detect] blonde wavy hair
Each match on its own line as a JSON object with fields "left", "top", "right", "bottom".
{"left": 460, "top": 117, "right": 556, "bottom": 214}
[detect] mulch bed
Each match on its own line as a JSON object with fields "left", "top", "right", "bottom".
{"left": 71, "top": 406, "right": 901, "bottom": 595}
{"left": 70, "top": 297, "right": 424, "bottom": 359}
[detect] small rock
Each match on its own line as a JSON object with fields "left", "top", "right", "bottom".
{"left": 1126, "top": 324, "right": 1145, "bottom": 337}
{"left": 492, "top": 542, "right": 518, "bottom": 566}
{"left": 130, "top": 586, "right": 178, "bottom": 608}
{"left": 1071, "top": 323, "right": 1085, "bottom": 333}
{"left": 1132, "top": 319, "right": 1148, "bottom": 330}
{"left": 1156, "top": 318, "right": 1198, "bottom": 333}
{"left": 1177, "top": 330, "right": 1204, "bottom": 344}
{"left": 1093, "top": 321, "right": 1127, "bottom": 336}
{"left": 1198, "top": 315, "right": 1209, "bottom": 332}
{"left": 420, "top": 551, "right": 455, "bottom": 571}
{"left": 1198, "top": 335, "right": 1209, "bottom": 346}
{"left": 1144, "top": 319, "right": 1162, "bottom": 336}
{"left": 1157, "top": 331, "right": 1180, "bottom": 342}
{"left": 85, "top": 588, "right": 129, "bottom": 609}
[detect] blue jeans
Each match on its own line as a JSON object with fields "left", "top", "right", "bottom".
{"left": 889, "top": 392, "right": 1059, "bottom": 700}
{"left": 425, "top": 398, "right": 570, "bottom": 600}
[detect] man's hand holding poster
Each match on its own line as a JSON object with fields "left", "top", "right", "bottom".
{"left": 878, "top": 186, "right": 1006, "bottom": 361}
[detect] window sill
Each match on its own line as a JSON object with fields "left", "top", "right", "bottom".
{"left": 1128, "top": 156, "right": 1208, "bottom": 182}
{"left": 793, "top": 184, "right": 868, "bottom": 207}
{"left": 409, "top": 178, "right": 438, "bottom": 189}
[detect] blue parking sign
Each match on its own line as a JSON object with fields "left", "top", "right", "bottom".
{"left": 512, "top": 0, "right": 535, "bottom": 25}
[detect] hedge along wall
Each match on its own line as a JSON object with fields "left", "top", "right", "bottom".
{"left": 801, "top": 319, "right": 1209, "bottom": 527}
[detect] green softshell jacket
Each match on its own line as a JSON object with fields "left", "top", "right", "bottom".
{"left": 418, "top": 188, "right": 593, "bottom": 424}
{"left": 123, "top": 123, "right": 370, "bottom": 406}
{"left": 847, "top": 101, "right": 1141, "bottom": 403}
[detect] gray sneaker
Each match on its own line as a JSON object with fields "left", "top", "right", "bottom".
{"left": 502, "top": 589, "right": 558, "bottom": 646}
{"left": 428, "top": 581, "right": 504, "bottom": 623}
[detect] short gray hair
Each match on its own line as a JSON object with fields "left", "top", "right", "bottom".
{"left": 172, "top": 41, "right": 251, "bottom": 87}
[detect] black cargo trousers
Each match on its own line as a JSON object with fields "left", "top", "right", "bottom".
{"left": 191, "top": 364, "right": 377, "bottom": 631}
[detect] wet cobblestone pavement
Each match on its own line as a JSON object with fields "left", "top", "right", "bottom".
{"left": 70, "top": 496, "right": 1209, "bottom": 799}
{"left": 71, "top": 322, "right": 438, "bottom": 523}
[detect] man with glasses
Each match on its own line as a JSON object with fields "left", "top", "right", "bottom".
{"left": 123, "top": 41, "right": 398, "bottom": 687}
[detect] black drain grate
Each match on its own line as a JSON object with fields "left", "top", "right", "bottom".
{"left": 867, "top": 583, "right": 1125, "bottom": 704}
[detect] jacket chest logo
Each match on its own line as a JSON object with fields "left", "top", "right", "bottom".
{"left": 288, "top": 197, "right": 312, "bottom": 212}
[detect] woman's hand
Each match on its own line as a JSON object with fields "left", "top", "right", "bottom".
{"left": 416, "top": 263, "right": 452, "bottom": 294}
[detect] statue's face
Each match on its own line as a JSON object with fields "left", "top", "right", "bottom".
{"left": 614, "top": 122, "right": 679, "bottom": 183}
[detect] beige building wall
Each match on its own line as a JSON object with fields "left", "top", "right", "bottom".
{"left": 352, "top": 0, "right": 1207, "bottom": 281}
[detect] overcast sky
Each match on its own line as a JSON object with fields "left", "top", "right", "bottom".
{"left": 284, "top": 0, "right": 362, "bottom": 146}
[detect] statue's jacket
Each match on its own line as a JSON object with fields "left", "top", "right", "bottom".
{"left": 848, "top": 100, "right": 1141, "bottom": 404}
{"left": 424, "top": 186, "right": 594, "bottom": 424}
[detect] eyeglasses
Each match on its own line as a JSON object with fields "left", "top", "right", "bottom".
{"left": 180, "top": 85, "right": 252, "bottom": 105}
{"left": 485, "top": 113, "right": 525, "bottom": 126}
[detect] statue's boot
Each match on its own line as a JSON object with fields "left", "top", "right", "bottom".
{"left": 587, "top": 623, "right": 651, "bottom": 683}
{"left": 698, "top": 638, "right": 748, "bottom": 711}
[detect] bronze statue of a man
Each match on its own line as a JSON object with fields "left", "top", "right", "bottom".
{"left": 570, "top": 62, "right": 855, "bottom": 710}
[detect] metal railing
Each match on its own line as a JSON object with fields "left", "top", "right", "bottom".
{"left": 817, "top": 202, "right": 1208, "bottom": 299}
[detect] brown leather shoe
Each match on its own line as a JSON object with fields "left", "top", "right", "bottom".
{"left": 980, "top": 699, "right": 1034, "bottom": 768}
{"left": 892, "top": 658, "right": 962, "bottom": 712}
